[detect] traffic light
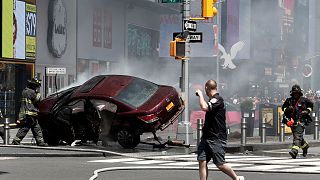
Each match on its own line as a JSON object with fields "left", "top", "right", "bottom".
{"left": 202, "top": 0, "right": 218, "bottom": 18}
{"left": 170, "top": 38, "right": 186, "bottom": 60}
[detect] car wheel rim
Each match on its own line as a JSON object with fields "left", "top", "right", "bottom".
{"left": 118, "top": 130, "right": 134, "bottom": 146}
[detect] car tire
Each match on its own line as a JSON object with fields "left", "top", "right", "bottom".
{"left": 117, "top": 128, "right": 140, "bottom": 149}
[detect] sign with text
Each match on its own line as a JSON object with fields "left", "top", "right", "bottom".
{"left": 46, "top": 67, "right": 66, "bottom": 75}
{"left": 184, "top": 20, "right": 197, "bottom": 32}
{"left": 173, "top": 32, "right": 203, "bottom": 43}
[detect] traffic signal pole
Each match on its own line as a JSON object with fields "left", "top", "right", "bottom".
{"left": 179, "top": 0, "right": 192, "bottom": 145}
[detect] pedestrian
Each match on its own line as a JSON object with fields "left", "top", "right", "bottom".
{"left": 196, "top": 80, "right": 244, "bottom": 180}
{"left": 12, "top": 77, "right": 47, "bottom": 146}
{"left": 282, "top": 84, "right": 313, "bottom": 159}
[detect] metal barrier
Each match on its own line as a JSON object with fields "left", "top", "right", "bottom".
{"left": 315, "top": 115, "right": 319, "bottom": 140}
{"left": 261, "top": 118, "right": 266, "bottom": 143}
{"left": 241, "top": 117, "right": 246, "bottom": 145}
{"left": 279, "top": 123, "right": 285, "bottom": 142}
{"left": 4, "top": 117, "right": 10, "bottom": 145}
{"left": 197, "top": 119, "right": 203, "bottom": 146}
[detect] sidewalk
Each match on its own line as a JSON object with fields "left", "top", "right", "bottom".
{"left": 1, "top": 129, "right": 320, "bottom": 157}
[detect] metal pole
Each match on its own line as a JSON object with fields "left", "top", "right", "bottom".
{"left": 181, "top": 0, "right": 191, "bottom": 145}
{"left": 4, "top": 117, "right": 10, "bottom": 145}
{"left": 314, "top": 115, "right": 319, "bottom": 140}
{"left": 241, "top": 117, "right": 246, "bottom": 145}
{"left": 261, "top": 118, "right": 266, "bottom": 143}
{"left": 197, "top": 119, "right": 203, "bottom": 146}
{"left": 279, "top": 123, "right": 285, "bottom": 142}
{"left": 216, "top": 3, "right": 220, "bottom": 86}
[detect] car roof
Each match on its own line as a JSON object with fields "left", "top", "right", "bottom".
{"left": 71, "top": 75, "right": 135, "bottom": 99}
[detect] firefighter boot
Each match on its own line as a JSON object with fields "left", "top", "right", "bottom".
{"left": 302, "top": 143, "right": 309, "bottom": 157}
{"left": 11, "top": 138, "right": 21, "bottom": 145}
{"left": 289, "top": 149, "right": 298, "bottom": 159}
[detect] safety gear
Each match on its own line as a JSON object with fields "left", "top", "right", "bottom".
{"left": 289, "top": 148, "right": 298, "bottom": 159}
{"left": 12, "top": 82, "right": 46, "bottom": 147}
{"left": 302, "top": 143, "right": 309, "bottom": 157}
{"left": 12, "top": 138, "right": 21, "bottom": 145}
{"left": 286, "top": 118, "right": 294, "bottom": 127}
{"left": 290, "top": 84, "right": 303, "bottom": 96}
{"left": 27, "top": 77, "right": 42, "bottom": 87}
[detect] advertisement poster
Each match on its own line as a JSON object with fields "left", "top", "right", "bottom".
{"left": 25, "top": 3, "right": 36, "bottom": 59}
{"left": 261, "top": 108, "right": 274, "bottom": 128}
{"left": 14, "top": 0, "right": 26, "bottom": 59}
{"left": 278, "top": 107, "right": 292, "bottom": 134}
{"left": 2, "top": 0, "right": 14, "bottom": 58}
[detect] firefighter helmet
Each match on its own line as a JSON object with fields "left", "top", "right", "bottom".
{"left": 290, "top": 84, "right": 303, "bottom": 96}
{"left": 27, "top": 77, "right": 42, "bottom": 87}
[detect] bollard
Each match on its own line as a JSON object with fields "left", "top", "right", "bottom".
{"left": 279, "top": 122, "right": 285, "bottom": 142}
{"left": 241, "top": 117, "right": 246, "bottom": 145}
{"left": 261, "top": 118, "right": 266, "bottom": 143}
{"left": 315, "top": 116, "right": 319, "bottom": 140}
{"left": 4, "top": 117, "right": 10, "bottom": 145}
{"left": 197, "top": 119, "right": 203, "bottom": 146}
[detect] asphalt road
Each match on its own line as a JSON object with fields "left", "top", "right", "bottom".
{"left": 1, "top": 156, "right": 320, "bottom": 180}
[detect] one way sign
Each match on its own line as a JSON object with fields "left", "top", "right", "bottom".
{"left": 183, "top": 20, "right": 197, "bottom": 32}
{"left": 173, "top": 32, "right": 203, "bottom": 43}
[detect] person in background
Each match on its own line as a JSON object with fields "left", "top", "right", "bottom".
{"left": 12, "top": 77, "right": 47, "bottom": 146}
{"left": 196, "top": 79, "right": 244, "bottom": 180}
{"left": 282, "top": 84, "right": 313, "bottom": 159}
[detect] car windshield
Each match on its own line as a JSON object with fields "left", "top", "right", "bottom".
{"left": 115, "top": 78, "right": 159, "bottom": 108}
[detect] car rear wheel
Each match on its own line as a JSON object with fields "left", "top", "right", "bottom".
{"left": 117, "top": 128, "right": 140, "bottom": 149}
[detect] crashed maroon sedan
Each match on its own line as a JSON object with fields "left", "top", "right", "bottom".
{"left": 38, "top": 75, "right": 184, "bottom": 148}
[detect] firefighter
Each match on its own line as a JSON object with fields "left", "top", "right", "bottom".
{"left": 12, "top": 77, "right": 48, "bottom": 146}
{"left": 282, "top": 84, "right": 313, "bottom": 159}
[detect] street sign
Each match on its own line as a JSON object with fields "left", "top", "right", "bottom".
{"left": 183, "top": 20, "right": 197, "bottom": 32}
{"left": 46, "top": 67, "right": 66, "bottom": 75}
{"left": 161, "top": 0, "right": 182, "bottom": 3}
{"left": 173, "top": 32, "right": 203, "bottom": 43}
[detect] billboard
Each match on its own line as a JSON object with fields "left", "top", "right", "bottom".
{"left": 1, "top": 0, "right": 36, "bottom": 60}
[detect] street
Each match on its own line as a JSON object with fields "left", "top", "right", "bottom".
{"left": 1, "top": 147, "right": 320, "bottom": 180}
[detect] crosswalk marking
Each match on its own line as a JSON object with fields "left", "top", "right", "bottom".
{"left": 88, "top": 158, "right": 140, "bottom": 163}
{"left": 0, "top": 157, "right": 18, "bottom": 160}
{"left": 160, "top": 161, "right": 198, "bottom": 166}
{"left": 88, "top": 154, "right": 320, "bottom": 173}
{"left": 123, "top": 160, "right": 173, "bottom": 165}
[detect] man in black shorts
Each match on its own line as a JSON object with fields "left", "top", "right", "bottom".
{"left": 196, "top": 80, "right": 244, "bottom": 180}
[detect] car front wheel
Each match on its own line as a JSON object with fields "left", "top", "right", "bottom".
{"left": 117, "top": 128, "right": 140, "bottom": 149}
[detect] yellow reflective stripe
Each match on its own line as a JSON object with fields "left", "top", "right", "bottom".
{"left": 284, "top": 108, "right": 286, "bottom": 111}
{"left": 21, "top": 98, "right": 33, "bottom": 104}
{"left": 291, "top": 146, "right": 300, "bottom": 150}
{"left": 35, "top": 93, "right": 41, "bottom": 101}
{"left": 301, "top": 142, "right": 309, "bottom": 149}
{"left": 25, "top": 111, "right": 37, "bottom": 116}
{"left": 307, "top": 108, "right": 312, "bottom": 112}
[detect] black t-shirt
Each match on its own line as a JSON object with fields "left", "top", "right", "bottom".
{"left": 202, "top": 93, "right": 227, "bottom": 141}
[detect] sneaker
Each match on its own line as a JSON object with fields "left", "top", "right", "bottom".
{"left": 238, "top": 176, "right": 245, "bottom": 180}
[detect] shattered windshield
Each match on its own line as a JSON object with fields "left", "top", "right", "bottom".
{"left": 115, "top": 78, "right": 159, "bottom": 108}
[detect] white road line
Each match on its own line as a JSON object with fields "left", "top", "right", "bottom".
{"left": 123, "top": 160, "right": 173, "bottom": 165}
{"left": 0, "top": 157, "right": 18, "bottom": 160}
{"left": 238, "top": 165, "right": 294, "bottom": 171}
{"left": 160, "top": 161, "right": 199, "bottom": 166}
{"left": 88, "top": 158, "right": 140, "bottom": 163}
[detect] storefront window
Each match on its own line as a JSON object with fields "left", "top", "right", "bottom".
{"left": 0, "top": 61, "right": 33, "bottom": 119}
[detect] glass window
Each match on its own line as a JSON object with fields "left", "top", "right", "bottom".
{"left": 79, "top": 75, "right": 105, "bottom": 93}
{"left": 115, "top": 78, "right": 159, "bottom": 108}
